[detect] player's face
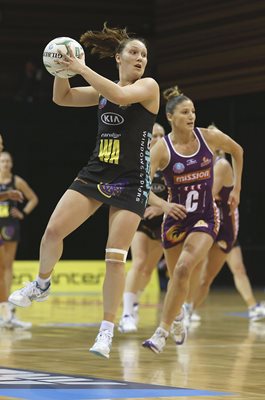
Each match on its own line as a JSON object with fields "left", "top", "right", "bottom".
{"left": 116, "top": 40, "right": 148, "bottom": 79}
{"left": 151, "top": 125, "right": 165, "bottom": 148}
{"left": 0, "top": 153, "right": 13, "bottom": 171}
{"left": 167, "top": 100, "right": 196, "bottom": 131}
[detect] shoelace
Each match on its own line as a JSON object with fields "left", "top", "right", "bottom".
{"left": 154, "top": 328, "right": 167, "bottom": 339}
{"left": 97, "top": 330, "right": 113, "bottom": 343}
{"left": 20, "top": 282, "right": 41, "bottom": 296}
{"left": 172, "top": 322, "right": 183, "bottom": 334}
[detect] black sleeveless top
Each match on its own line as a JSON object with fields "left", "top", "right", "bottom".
{"left": 71, "top": 96, "right": 157, "bottom": 217}
{"left": 0, "top": 175, "right": 21, "bottom": 242}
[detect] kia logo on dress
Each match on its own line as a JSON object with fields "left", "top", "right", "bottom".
{"left": 101, "top": 112, "right": 124, "bottom": 125}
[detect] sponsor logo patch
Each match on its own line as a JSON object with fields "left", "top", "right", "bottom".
{"left": 173, "top": 162, "right": 185, "bottom": 174}
{"left": 186, "top": 158, "right": 197, "bottom": 166}
{"left": 174, "top": 168, "right": 211, "bottom": 184}
{"left": 101, "top": 112, "right": 124, "bottom": 125}
{"left": 98, "top": 97, "right": 107, "bottom": 109}
{"left": 194, "top": 220, "right": 209, "bottom": 228}
{"left": 201, "top": 156, "right": 211, "bottom": 167}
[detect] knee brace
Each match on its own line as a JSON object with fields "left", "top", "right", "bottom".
{"left": 105, "top": 248, "right": 128, "bottom": 263}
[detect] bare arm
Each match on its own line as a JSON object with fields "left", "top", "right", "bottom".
{"left": 213, "top": 158, "right": 233, "bottom": 198}
{"left": 55, "top": 50, "right": 160, "bottom": 112}
{"left": 79, "top": 70, "right": 159, "bottom": 109}
{"left": 0, "top": 190, "right": 23, "bottom": 202}
{"left": 14, "top": 176, "right": 38, "bottom": 218}
{"left": 201, "top": 127, "right": 243, "bottom": 210}
{"left": 53, "top": 78, "right": 99, "bottom": 107}
{"left": 148, "top": 139, "right": 187, "bottom": 220}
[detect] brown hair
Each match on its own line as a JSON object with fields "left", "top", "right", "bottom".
{"left": 80, "top": 22, "right": 147, "bottom": 59}
{"left": 163, "top": 85, "right": 191, "bottom": 114}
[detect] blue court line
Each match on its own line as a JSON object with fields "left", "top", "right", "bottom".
{"left": 0, "top": 367, "right": 234, "bottom": 399}
{"left": 225, "top": 311, "right": 249, "bottom": 318}
{"left": 0, "top": 388, "right": 233, "bottom": 399}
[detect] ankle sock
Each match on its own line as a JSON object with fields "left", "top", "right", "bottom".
{"left": 123, "top": 292, "right": 137, "bottom": 316}
{"left": 36, "top": 276, "right": 51, "bottom": 290}
{"left": 100, "top": 320, "right": 114, "bottom": 335}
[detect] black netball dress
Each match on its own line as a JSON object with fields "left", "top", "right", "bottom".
{"left": 137, "top": 170, "right": 167, "bottom": 240}
{"left": 69, "top": 95, "right": 157, "bottom": 217}
{"left": 0, "top": 175, "right": 20, "bottom": 242}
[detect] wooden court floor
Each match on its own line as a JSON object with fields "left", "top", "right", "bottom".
{"left": 1, "top": 289, "right": 265, "bottom": 400}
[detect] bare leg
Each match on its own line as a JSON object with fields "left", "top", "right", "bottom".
{"left": 103, "top": 207, "right": 141, "bottom": 322}
{"left": 126, "top": 232, "right": 163, "bottom": 294}
{"left": 186, "top": 260, "right": 204, "bottom": 304}
{"left": 89, "top": 208, "right": 142, "bottom": 358}
{"left": 39, "top": 190, "right": 102, "bottom": 278}
{"left": 193, "top": 244, "right": 227, "bottom": 309}
{"left": 0, "top": 245, "right": 12, "bottom": 322}
{"left": 161, "top": 232, "right": 214, "bottom": 330}
{"left": 4, "top": 241, "right": 18, "bottom": 295}
{"left": 120, "top": 232, "right": 163, "bottom": 323}
{"left": 0, "top": 245, "right": 8, "bottom": 302}
{"left": 226, "top": 246, "right": 256, "bottom": 307}
{"left": 8, "top": 190, "right": 103, "bottom": 310}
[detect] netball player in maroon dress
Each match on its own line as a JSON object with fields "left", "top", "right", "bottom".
{"left": 142, "top": 87, "right": 243, "bottom": 353}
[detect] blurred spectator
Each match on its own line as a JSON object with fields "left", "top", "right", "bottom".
{"left": 14, "top": 59, "right": 43, "bottom": 103}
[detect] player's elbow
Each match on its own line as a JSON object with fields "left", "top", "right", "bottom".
{"left": 236, "top": 143, "right": 244, "bottom": 156}
{"left": 52, "top": 95, "right": 64, "bottom": 106}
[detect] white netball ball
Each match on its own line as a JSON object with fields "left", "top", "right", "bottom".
{"left": 43, "top": 37, "right": 84, "bottom": 79}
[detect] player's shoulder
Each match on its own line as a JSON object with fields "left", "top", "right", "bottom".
{"left": 138, "top": 77, "right": 159, "bottom": 89}
{"left": 14, "top": 175, "right": 27, "bottom": 187}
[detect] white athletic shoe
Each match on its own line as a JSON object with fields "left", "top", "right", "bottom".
{"left": 142, "top": 327, "right": 168, "bottom": 353}
{"left": 0, "top": 302, "right": 12, "bottom": 328}
{"left": 8, "top": 303, "right": 32, "bottom": 329}
{"left": 133, "top": 303, "right": 139, "bottom": 325}
{"left": 89, "top": 329, "right": 113, "bottom": 359}
{"left": 118, "top": 315, "right": 137, "bottom": 333}
{"left": 183, "top": 303, "right": 192, "bottom": 327}
{"left": 8, "top": 316, "right": 32, "bottom": 330}
{"left": 8, "top": 281, "right": 50, "bottom": 307}
{"left": 170, "top": 307, "right": 187, "bottom": 345}
{"left": 190, "top": 311, "right": 201, "bottom": 322}
{"left": 248, "top": 303, "right": 265, "bottom": 322}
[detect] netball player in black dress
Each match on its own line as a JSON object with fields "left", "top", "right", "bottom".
{"left": 9, "top": 24, "right": 159, "bottom": 358}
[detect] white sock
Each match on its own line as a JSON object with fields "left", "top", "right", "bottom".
{"left": 123, "top": 292, "right": 137, "bottom": 316}
{"left": 36, "top": 276, "right": 51, "bottom": 289}
{"left": 0, "top": 302, "right": 12, "bottom": 322}
{"left": 100, "top": 320, "right": 114, "bottom": 335}
{"left": 158, "top": 326, "right": 169, "bottom": 337}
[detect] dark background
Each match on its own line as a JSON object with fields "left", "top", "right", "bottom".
{"left": 0, "top": 0, "right": 264, "bottom": 286}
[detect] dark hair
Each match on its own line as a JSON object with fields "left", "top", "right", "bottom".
{"left": 80, "top": 22, "right": 147, "bottom": 59}
{"left": 163, "top": 85, "right": 191, "bottom": 114}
